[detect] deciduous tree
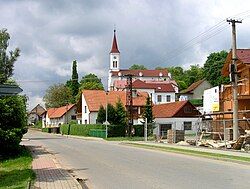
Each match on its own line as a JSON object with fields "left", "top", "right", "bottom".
{"left": 129, "top": 64, "right": 147, "bottom": 70}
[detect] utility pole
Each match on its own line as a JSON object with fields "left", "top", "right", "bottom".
{"left": 125, "top": 74, "right": 133, "bottom": 137}
{"left": 227, "top": 18, "right": 242, "bottom": 140}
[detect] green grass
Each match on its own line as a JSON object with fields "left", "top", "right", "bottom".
{"left": 0, "top": 146, "right": 35, "bottom": 189}
{"left": 124, "top": 143, "right": 250, "bottom": 163}
{"left": 106, "top": 136, "right": 154, "bottom": 141}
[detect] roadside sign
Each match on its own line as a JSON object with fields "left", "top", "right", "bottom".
{"left": 0, "top": 84, "right": 23, "bottom": 96}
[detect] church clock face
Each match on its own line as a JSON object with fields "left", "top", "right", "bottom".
{"left": 113, "top": 56, "right": 117, "bottom": 59}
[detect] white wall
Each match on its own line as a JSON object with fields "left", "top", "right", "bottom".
{"left": 154, "top": 117, "right": 200, "bottom": 135}
{"left": 153, "top": 92, "right": 175, "bottom": 104}
{"left": 82, "top": 93, "right": 90, "bottom": 124}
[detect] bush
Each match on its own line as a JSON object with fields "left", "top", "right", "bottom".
{"left": 133, "top": 123, "right": 156, "bottom": 137}
{"left": 108, "top": 125, "right": 126, "bottom": 137}
{"left": 0, "top": 95, "right": 28, "bottom": 155}
{"left": 60, "top": 124, "right": 105, "bottom": 136}
{"left": 34, "top": 120, "right": 42, "bottom": 129}
{"left": 42, "top": 128, "right": 50, "bottom": 133}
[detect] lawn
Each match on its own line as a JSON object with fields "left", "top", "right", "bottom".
{"left": 106, "top": 136, "right": 155, "bottom": 141}
{"left": 124, "top": 143, "right": 250, "bottom": 163}
{"left": 0, "top": 146, "right": 35, "bottom": 189}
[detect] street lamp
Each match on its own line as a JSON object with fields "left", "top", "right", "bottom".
{"left": 104, "top": 91, "right": 110, "bottom": 138}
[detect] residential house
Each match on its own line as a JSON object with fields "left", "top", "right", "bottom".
{"left": 179, "top": 79, "right": 212, "bottom": 100}
{"left": 77, "top": 90, "right": 148, "bottom": 125}
{"left": 28, "top": 104, "right": 46, "bottom": 125}
{"left": 132, "top": 79, "right": 176, "bottom": 104}
{"left": 44, "top": 104, "right": 76, "bottom": 128}
{"left": 153, "top": 101, "right": 201, "bottom": 137}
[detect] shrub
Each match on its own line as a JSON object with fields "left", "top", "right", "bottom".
{"left": 60, "top": 124, "right": 105, "bottom": 136}
{"left": 133, "top": 123, "right": 156, "bottom": 137}
{"left": 0, "top": 95, "right": 28, "bottom": 155}
{"left": 108, "top": 125, "right": 126, "bottom": 137}
{"left": 34, "top": 120, "right": 42, "bottom": 129}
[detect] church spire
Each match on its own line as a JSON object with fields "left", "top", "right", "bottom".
{"left": 110, "top": 30, "right": 120, "bottom": 53}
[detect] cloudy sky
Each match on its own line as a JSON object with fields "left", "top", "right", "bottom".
{"left": 1, "top": 0, "right": 250, "bottom": 110}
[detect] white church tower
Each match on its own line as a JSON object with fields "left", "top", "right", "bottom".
{"left": 109, "top": 29, "right": 120, "bottom": 71}
{"left": 108, "top": 30, "right": 120, "bottom": 90}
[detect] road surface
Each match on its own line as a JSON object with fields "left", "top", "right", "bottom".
{"left": 23, "top": 130, "right": 250, "bottom": 189}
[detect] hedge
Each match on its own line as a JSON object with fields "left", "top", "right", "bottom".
{"left": 60, "top": 124, "right": 105, "bottom": 136}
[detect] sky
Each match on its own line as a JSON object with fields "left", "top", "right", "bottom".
{"left": 1, "top": 0, "right": 250, "bottom": 110}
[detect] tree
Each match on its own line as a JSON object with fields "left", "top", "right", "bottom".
{"left": 0, "top": 29, "right": 20, "bottom": 84}
{"left": 114, "top": 99, "right": 126, "bottom": 126}
{"left": 183, "top": 65, "right": 204, "bottom": 87}
{"left": 96, "top": 105, "right": 106, "bottom": 124}
{"left": 79, "top": 73, "right": 104, "bottom": 90}
{"left": 129, "top": 64, "right": 147, "bottom": 70}
{"left": 0, "top": 95, "right": 28, "bottom": 155}
{"left": 43, "top": 83, "right": 74, "bottom": 108}
{"left": 66, "top": 60, "right": 79, "bottom": 98}
{"left": 107, "top": 103, "right": 116, "bottom": 125}
{"left": 143, "top": 96, "right": 154, "bottom": 123}
{"left": 203, "top": 50, "right": 229, "bottom": 86}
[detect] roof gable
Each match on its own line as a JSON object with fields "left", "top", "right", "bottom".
{"left": 47, "top": 104, "right": 75, "bottom": 118}
{"left": 30, "top": 104, "right": 46, "bottom": 116}
{"left": 82, "top": 90, "right": 148, "bottom": 112}
{"left": 153, "top": 101, "right": 200, "bottom": 118}
{"left": 180, "top": 79, "right": 206, "bottom": 94}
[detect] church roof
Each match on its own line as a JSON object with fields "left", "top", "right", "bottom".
{"left": 110, "top": 30, "right": 120, "bottom": 53}
{"left": 111, "top": 69, "right": 169, "bottom": 77}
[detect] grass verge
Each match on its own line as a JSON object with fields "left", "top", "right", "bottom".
{"left": 0, "top": 146, "right": 35, "bottom": 189}
{"left": 123, "top": 143, "right": 250, "bottom": 164}
{"left": 105, "top": 136, "right": 154, "bottom": 141}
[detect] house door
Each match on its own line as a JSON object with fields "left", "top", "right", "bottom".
{"left": 160, "top": 124, "right": 172, "bottom": 138}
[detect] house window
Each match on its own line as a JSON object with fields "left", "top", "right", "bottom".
{"left": 84, "top": 106, "right": 87, "bottom": 113}
{"left": 85, "top": 119, "right": 87, "bottom": 124}
{"left": 71, "top": 115, "right": 76, "bottom": 120}
{"left": 113, "top": 61, "right": 117, "bottom": 68}
{"left": 166, "top": 95, "right": 171, "bottom": 102}
{"left": 184, "top": 122, "right": 192, "bottom": 130}
{"left": 157, "top": 95, "right": 162, "bottom": 102}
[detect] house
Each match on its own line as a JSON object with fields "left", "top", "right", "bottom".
{"left": 153, "top": 101, "right": 201, "bottom": 137}
{"left": 179, "top": 79, "right": 212, "bottom": 100}
{"left": 28, "top": 104, "right": 46, "bottom": 125}
{"left": 77, "top": 90, "right": 148, "bottom": 125}
{"left": 221, "top": 49, "right": 250, "bottom": 113}
{"left": 107, "top": 30, "right": 178, "bottom": 93}
{"left": 44, "top": 104, "right": 77, "bottom": 128}
{"left": 132, "top": 79, "right": 176, "bottom": 104}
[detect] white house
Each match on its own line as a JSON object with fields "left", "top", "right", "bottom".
{"left": 78, "top": 90, "right": 148, "bottom": 125}
{"left": 153, "top": 101, "right": 201, "bottom": 137}
{"left": 44, "top": 104, "right": 77, "bottom": 128}
{"left": 132, "top": 79, "right": 176, "bottom": 104}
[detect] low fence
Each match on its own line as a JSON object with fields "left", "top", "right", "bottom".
{"left": 89, "top": 129, "right": 106, "bottom": 138}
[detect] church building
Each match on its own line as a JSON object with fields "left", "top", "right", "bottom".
{"left": 107, "top": 30, "right": 178, "bottom": 104}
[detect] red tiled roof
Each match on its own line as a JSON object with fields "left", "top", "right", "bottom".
{"left": 82, "top": 90, "right": 148, "bottom": 112}
{"left": 110, "top": 30, "right": 120, "bottom": 53}
{"left": 132, "top": 79, "right": 175, "bottom": 92}
{"left": 47, "top": 104, "right": 75, "bottom": 118}
{"left": 222, "top": 49, "right": 250, "bottom": 76}
{"left": 153, "top": 101, "right": 188, "bottom": 118}
{"left": 111, "top": 69, "right": 168, "bottom": 77}
{"left": 180, "top": 79, "right": 205, "bottom": 94}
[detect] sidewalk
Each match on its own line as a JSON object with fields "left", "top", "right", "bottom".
{"left": 128, "top": 141, "right": 250, "bottom": 158}
{"left": 23, "top": 141, "right": 82, "bottom": 189}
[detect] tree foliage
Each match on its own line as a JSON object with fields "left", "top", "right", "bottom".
{"left": 96, "top": 105, "right": 106, "bottom": 124}
{"left": 143, "top": 96, "right": 154, "bottom": 123}
{"left": 96, "top": 99, "right": 126, "bottom": 126}
{"left": 114, "top": 99, "right": 126, "bottom": 126}
{"left": 203, "top": 50, "right": 229, "bottom": 86}
{"left": 66, "top": 60, "right": 79, "bottom": 98}
{"left": 0, "top": 29, "right": 20, "bottom": 84}
{"left": 129, "top": 64, "right": 147, "bottom": 70}
{"left": 43, "top": 83, "right": 74, "bottom": 108}
{"left": 0, "top": 95, "right": 28, "bottom": 155}
{"left": 79, "top": 73, "right": 104, "bottom": 90}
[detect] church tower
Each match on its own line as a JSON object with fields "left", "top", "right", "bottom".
{"left": 109, "top": 29, "right": 120, "bottom": 71}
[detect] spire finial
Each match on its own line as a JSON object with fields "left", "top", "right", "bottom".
{"left": 114, "top": 24, "right": 116, "bottom": 33}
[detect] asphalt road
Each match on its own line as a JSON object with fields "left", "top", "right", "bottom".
{"left": 23, "top": 130, "right": 250, "bottom": 189}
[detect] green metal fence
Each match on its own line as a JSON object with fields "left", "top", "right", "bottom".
{"left": 89, "top": 129, "right": 106, "bottom": 138}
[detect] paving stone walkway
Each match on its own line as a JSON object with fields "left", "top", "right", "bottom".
{"left": 23, "top": 141, "right": 82, "bottom": 189}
